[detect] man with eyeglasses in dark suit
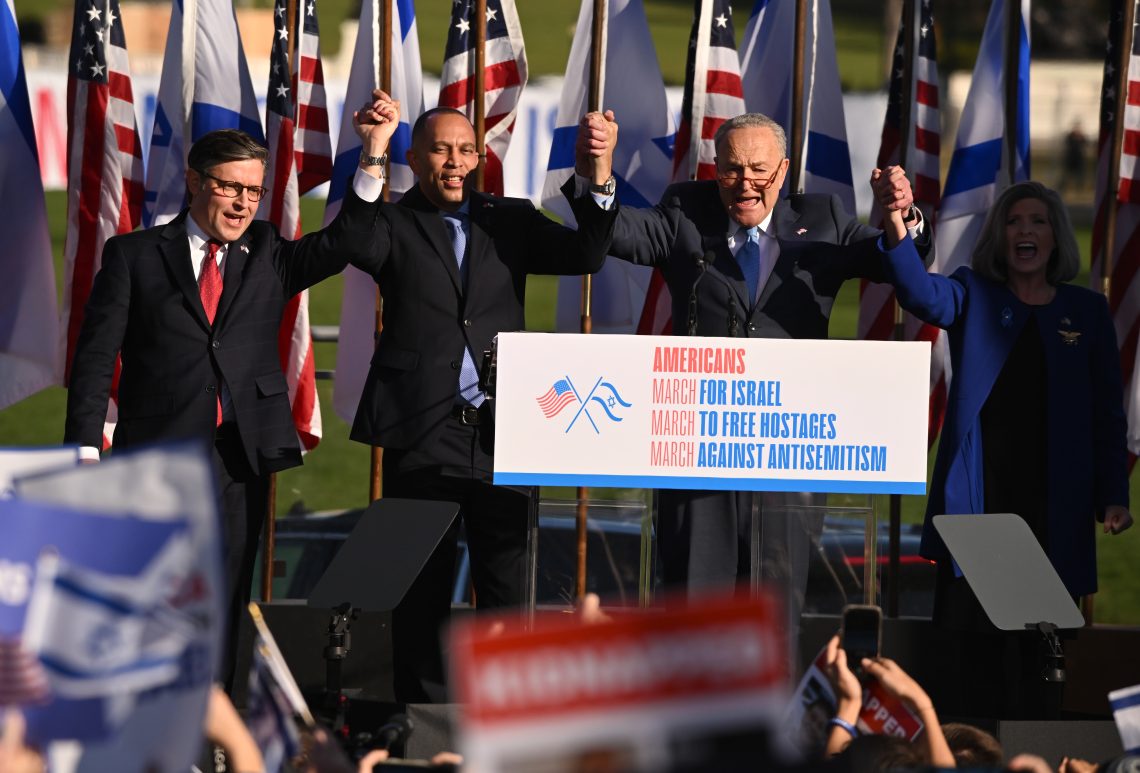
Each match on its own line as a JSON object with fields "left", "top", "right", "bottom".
{"left": 573, "top": 110, "right": 933, "bottom": 672}
{"left": 65, "top": 127, "right": 384, "bottom": 688}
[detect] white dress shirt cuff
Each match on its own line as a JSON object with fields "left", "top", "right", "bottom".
{"left": 353, "top": 166, "right": 385, "bottom": 203}
{"left": 79, "top": 445, "right": 101, "bottom": 462}
{"left": 574, "top": 174, "right": 616, "bottom": 211}
{"left": 906, "top": 208, "right": 925, "bottom": 239}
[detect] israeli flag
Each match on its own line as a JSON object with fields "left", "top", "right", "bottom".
{"left": 331, "top": 0, "right": 425, "bottom": 422}
{"left": 0, "top": 0, "right": 61, "bottom": 408}
{"left": 934, "top": 0, "right": 1030, "bottom": 278}
{"left": 542, "top": 0, "right": 675, "bottom": 333}
{"left": 740, "top": 0, "right": 855, "bottom": 215}
{"left": 22, "top": 541, "right": 195, "bottom": 702}
{"left": 143, "top": 0, "right": 264, "bottom": 227}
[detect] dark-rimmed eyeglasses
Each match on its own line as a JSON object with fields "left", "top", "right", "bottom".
{"left": 716, "top": 166, "right": 782, "bottom": 190}
{"left": 197, "top": 170, "right": 267, "bottom": 202}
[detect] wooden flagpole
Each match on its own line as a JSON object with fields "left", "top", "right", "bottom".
{"left": 1003, "top": 0, "right": 1022, "bottom": 186}
{"left": 473, "top": 0, "right": 488, "bottom": 192}
{"left": 573, "top": 0, "right": 607, "bottom": 601}
{"left": 368, "top": 0, "right": 394, "bottom": 503}
{"left": 260, "top": 0, "right": 301, "bottom": 603}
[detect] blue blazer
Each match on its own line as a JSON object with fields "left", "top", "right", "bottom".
{"left": 882, "top": 237, "right": 1129, "bottom": 596}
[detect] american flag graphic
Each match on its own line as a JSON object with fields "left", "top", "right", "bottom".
{"left": 438, "top": 0, "right": 527, "bottom": 196}
{"left": 857, "top": 0, "right": 946, "bottom": 446}
{"left": 0, "top": 636, "right": 50, "bottom": 706}
{"left": 638, "top": 0, "right": 745, "bottom": 336}
{"left": 260, "top": 0, "right": 333, "bottom": 451}
{"left": 1092, "top": 0, "right": 1140, "bottom": 457}
{"left": 536, "top": 379, "right": 578, "bottom": 418}
{"left": 61, "top": 0, "right": 143, "bottom": 448}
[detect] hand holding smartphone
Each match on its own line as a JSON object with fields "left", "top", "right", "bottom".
{"left": 841, "top": 604, "right": 882, "bottom": 679}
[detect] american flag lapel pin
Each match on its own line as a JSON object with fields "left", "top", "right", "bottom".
{"left": 796, "top": 228, "right": 808, "bottom": 235}
{"left": 240, "top": 244, "right": 250, "bottom": 254}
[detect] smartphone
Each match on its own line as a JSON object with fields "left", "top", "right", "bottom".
{"left": 841, "top": 604, "right": 882, "bottom": 678}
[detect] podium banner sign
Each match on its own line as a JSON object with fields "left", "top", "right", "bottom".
{"left": 494, "top": 333, "right": 929, "bottom": 494}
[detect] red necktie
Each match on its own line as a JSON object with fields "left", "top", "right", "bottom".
{"left": 200, "top": 240, "right": 224, "bottom": 425}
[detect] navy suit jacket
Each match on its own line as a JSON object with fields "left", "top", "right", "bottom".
{"left": 66, "top": 186, "right": 380, "bottom": 475}
{"left": 600, "top": 180, "right": 931, "bottom": 338}
{"left": 883, "top": 237, "right": 1129, "bottom": 596}
{"left": 349, "top": 180, "right": 617, "bottom": 454}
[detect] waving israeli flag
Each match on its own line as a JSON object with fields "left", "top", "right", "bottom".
{"left": 934, "top": 0, "right": 1030, "bottom": 278}
{"left": 542, "top": 0, "right": 675, "bottom": 334}
{"left": 143, "top": 0, "right": 264, "bottom": 227}
{"left": 740, "top": 0, "right": 855, "bottom": 214}
{"left": 331, "top": 0, "right": 425, "bottom": 422}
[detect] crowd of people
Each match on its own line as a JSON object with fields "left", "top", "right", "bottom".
{"left": 9, "top": 79, "right": 1136, "bottom": 770}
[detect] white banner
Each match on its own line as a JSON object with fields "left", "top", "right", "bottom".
{"left": 494, "top": 333, "right": 929, "bottom": 495}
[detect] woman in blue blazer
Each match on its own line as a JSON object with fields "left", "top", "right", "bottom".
{"left": 877, "top": 180, "right": 1133, "bottom": 714}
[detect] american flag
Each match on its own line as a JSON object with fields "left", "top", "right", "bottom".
{"left": 1092, "top": 0, "right": 1140, "bottom": 456}
{"left": 638, "top": 0, "right": 745, "bottom": 335}
{"left": 857, "top": 0, "right": 946, "bottom": 446}
{"left": 260, "top": 0, "right": 333, "bottom": 451}
{"left": 438, "top": 0, "right": 527, "bottom": 196}
{"left": 536, "top": 379, "right": 578, "bottom": 418}
{"left": 0, "top": 637, "right": 50, "bottom": 706}
{"left": 61, "top": 0, "right": 143, "bottom": 448}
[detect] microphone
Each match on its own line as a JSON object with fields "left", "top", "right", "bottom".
{"left": 687, "top": 250, "right": 714, "bottom": 336}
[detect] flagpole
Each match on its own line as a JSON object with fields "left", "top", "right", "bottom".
{"left": 571, "top": 0, "right": 607, "bottom": 601}
{"left": 261, "top": 0, "right": 302, "bottom": 603}
{"left": 1102, "top": 0, "right": 1137, "bottom": 299}
{"left": 790, "top": 0, "right": 808, "bottom": 193}
{"left": 473, "top": 0, "right": 488, "bottom": 192}
{"left": 368, "top": 0, "right": 393, "bottom": 503}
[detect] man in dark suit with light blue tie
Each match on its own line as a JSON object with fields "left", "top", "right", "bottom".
{"left": 348, "top": 92, "right": 618, "bottom": 702}
{"left": 574, "top": 111, "right": 932, "bottom": 668}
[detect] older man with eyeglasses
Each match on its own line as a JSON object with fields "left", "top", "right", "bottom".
{"left": 573, "top": 111, "right": 933, "bottom": 672}
{"left": 65, "top": 127, "right": 385, "bottom": 690}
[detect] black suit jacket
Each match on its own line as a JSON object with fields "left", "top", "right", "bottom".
{"left": 349, "top": 180, "right": 617, "bottom": 454}
{"left": 65, "top": 186, "right": 380, "bottom": 474}
{"left": 603, "top": 180, "right": 933, "bottom": 338}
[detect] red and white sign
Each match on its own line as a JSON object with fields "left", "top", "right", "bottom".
{"left": 451, "top": 593, "right": 791, "bottom": 770}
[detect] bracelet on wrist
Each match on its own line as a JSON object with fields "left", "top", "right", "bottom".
{"left": 828, "top": 716, "right": 859, "bottom": 738}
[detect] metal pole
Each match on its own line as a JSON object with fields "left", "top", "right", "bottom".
{"left": 368, "top": 0, "right": 394, "bottom": 503}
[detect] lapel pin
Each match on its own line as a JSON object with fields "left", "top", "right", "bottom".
{"left": 240, "top": 244, "right": 249, "bottom": 254}
{"left": 1059, "top": 329, "right": 1081, "bottom": 346}
{"left": 796, "top": 228, "right": 807, "bottom": 235}
{"left": 1000, "top": 307, "right": 1013, "bottom": 327}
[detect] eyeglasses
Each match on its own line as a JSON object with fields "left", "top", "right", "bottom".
{"left": 198, "top": 171, "right": 267, "bottom": 202}
{"left": 716, "top": 167, "right": 782, "bottom": 190}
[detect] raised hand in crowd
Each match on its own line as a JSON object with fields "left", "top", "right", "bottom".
{"left": 203, "top": 685, "right": 264, "bottom": 773}
{"left": 0, "top": 710, "right": 44, "bottom": 773}
{"left": 822, "top": 634, "right": 955, "bottom": 768}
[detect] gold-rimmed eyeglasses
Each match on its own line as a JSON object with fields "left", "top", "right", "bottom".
{"left": 715, "top": 166, "right": 782, "bottom": 190}
{"left": 198, "top": 170, "right": 267, "bottom": 202}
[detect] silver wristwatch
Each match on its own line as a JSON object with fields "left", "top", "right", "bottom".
{"left": 359, "top": 150, "right": 388, "bottom": 167}
{"left": 589, "top": 175, "right": 617, "bottom": 196}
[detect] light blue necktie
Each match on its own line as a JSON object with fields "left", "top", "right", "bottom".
{"left": 443, "top": 213, "right": 484, "bottom": 407}
{"left": 736, "top": 226, "right": 761, "bottom": 303}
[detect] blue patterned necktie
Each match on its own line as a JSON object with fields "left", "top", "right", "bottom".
{"left": 736, "top": 226, "right": 761, "bottom": 303}
{"left": 443, "top": 213, "right": 484, "bottom": 407}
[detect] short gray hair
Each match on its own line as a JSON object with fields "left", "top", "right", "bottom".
{"left": 713, "top": 113, "right": 787, "bottom": 158}
{"left": 970, "top": 181, "right": 1080, "bottom": 285}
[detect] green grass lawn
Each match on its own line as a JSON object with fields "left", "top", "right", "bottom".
{"left": 2, "top": 192, "right": 1138, "bottom": 624}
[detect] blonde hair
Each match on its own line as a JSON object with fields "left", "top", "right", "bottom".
{"left": 970, "top": 181, "right": 1080, "bottom": 284}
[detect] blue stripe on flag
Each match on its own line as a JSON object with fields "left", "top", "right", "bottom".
{"left": 547, "top": 126, "right": 576, "bottom": 172}
{"left": 191, "top": 103, "right": 264, "bottom": 143}
{"left": 396, "top": 0, "right": 415, "bottom": 41}
{"left": 804, "top": 131, "right": 853, "bottom": 186}
{"left": 614, "top": 174, "right": 652, "bottom": 209}
{"left": 55, "top": 577, "right": 139, "bottom": 616}
{"left": 0, "top": 1, "right": 38, "bottom": 155}
{"left": 327, "top": 149, "right": 361, "bottom": 206}
{"left": 942, "top": 138, "right": 1003, "bottom": 197}
{"left": 1111, "top": 691, "right": 1140, "bottom": 711}
{"left": 389, "top": 121, "right": 412, "bottom": 162}
{"left": 39, "top": 654, "right": 180, "bottom": 680}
